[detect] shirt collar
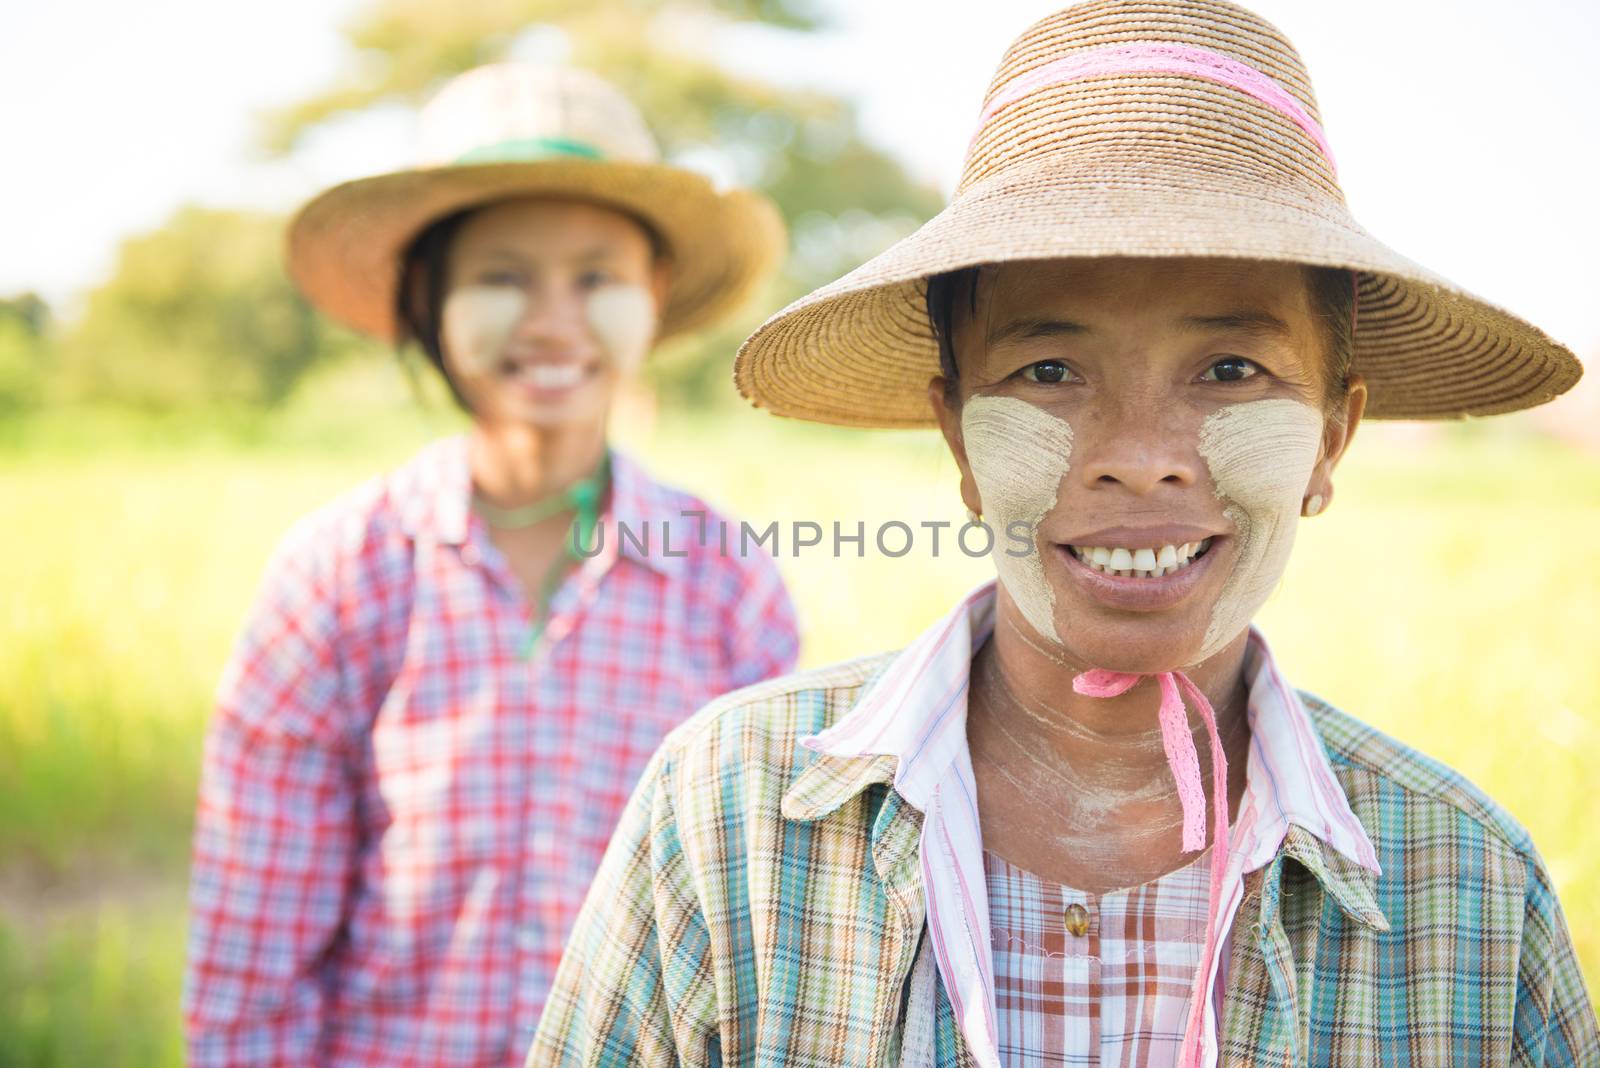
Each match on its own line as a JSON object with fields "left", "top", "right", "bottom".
{"left": 395, "top": 434, "right": 686, "bottom": 576}
{"left": 396, "top": 434, "right": 473, "bottom": 546}
{"left": 605, "top": 446, "right": 689, "bottom": 577}
{"left": 784, "top": 579, "right": 997, "bottom": 821}
{"left": 1238, "top": 629, "right": 1382, "bottom": 875}
{"left": 783, "top": 578, "right": 1381, "bottom": 899}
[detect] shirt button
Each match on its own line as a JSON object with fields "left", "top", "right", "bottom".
{"left": 1064, "top": 902, "right": 1090, "bottom": 937}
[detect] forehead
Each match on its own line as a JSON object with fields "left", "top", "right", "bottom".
{"left": 964, "top": 256, "right": 1316, "bottom": 339}
{"left": 451, "top": 196, "right": 654, "bottom": 261}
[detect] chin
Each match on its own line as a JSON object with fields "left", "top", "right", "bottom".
{"left": 498, "top": 394, "right": 611, "bottom": 430}
{"left": 1065, "top": 641, "right": 1191, "bottom": 676}
{"left": 1051, "top": 611, "right": 1212, "bottom": 675}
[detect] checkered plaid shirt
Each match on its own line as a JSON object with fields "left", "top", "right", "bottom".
{"left": 183, "top": 435, "right": 799, "bottom": 1067}
{"left": 528, "top": 580, "right": 1597, "bottom": 1066}
{"left": 985, "top": 848, "right": 1214, "bottom": 1065}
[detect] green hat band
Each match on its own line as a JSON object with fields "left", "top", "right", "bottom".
{"left": 453, "top": 136, "right": 606, "bottom": 165}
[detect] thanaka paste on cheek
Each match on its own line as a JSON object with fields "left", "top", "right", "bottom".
{"left": 961, "top": 396, "right": 1074, "bottom": 642}
{"left": 584, "top": 284, "right": 656, "bottom": 373}
{"left": 441, "top": 285, "right": 525, "bottom": 374}
{"left": 1195, "top": 398, "right": 1324, "bottom": 662}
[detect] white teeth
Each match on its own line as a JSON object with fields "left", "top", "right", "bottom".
{"left": 520, "top": 364, "right": 584, "bottom": 389}
{"left": 1069, "top": 538, "right": 1214, "bottom": 578}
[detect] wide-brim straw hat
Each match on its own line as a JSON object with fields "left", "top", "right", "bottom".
{"left": 288, "top": 64, "right": 786, "bottom": 342}
{"left": 735, "top": 0, "right": 1581, "bottom": 426}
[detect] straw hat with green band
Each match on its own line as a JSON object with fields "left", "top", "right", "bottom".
{"left": 734, "top": 0, "right": 1582, "bottom": 426}
{"left": 287, "top": 64, "right": 786, "bottom": 343}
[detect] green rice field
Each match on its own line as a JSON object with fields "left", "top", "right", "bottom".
{"left": 2, "top": 376, "right": 1596, "bottom": 1063}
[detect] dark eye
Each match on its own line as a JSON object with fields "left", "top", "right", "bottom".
{"left": 477, "top": 270, "right": 525, "bottom": 287}
{"left": 578, "top": 269, "right": 615, "bottom": 290}
{"left": 1022, "top": 360, "right": 1073, "bottom": 384}
{"left": 1202, "top": 356, "right": 1259, "bottom": 382}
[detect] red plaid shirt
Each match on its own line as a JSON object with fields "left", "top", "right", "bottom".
{"left": 183, "top": 435, "right": 799, "bottom": 1067}
{"left": 986, "top": 848, "right": 1214, "bottom": 1066}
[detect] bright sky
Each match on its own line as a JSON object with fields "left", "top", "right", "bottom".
{"left": 4, "top": 0, "right": 1598, "bottom": 358}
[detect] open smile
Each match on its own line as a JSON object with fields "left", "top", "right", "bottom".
{"left": 1067, "top": 537, "right": 1214, "bottom": 578}
{"left": 1053, "top": 534, "right": 1222, "bottom": 611}
{"left": 499, "top": 359, "right": 599, "bottom": 398}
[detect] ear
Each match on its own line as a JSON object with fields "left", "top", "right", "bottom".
{"left": 928, "top": 375, "right": 984, "bottom": 517}
{"left": 1305, "top": 373, "right": 1368, "bottom": 515}
{"left": 649, "top": 258, "right": 673, "bottom": 315}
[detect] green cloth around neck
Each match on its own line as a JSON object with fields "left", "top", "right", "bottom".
{"left": 514, "top": 451, "right": 611, "bottom": 657}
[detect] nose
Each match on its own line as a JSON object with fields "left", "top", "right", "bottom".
{"left": 512, "top": 284, "right": 588, "bottom": 347}
{"left": 1074, "top": 397, "right": 1201, "bottom": 494}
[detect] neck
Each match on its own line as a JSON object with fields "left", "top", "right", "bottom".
{"left": 970, "top": 590, "right": 1253, "bottom": 801}
{"left": 468, "top": 418, "right": 608, "bottom": 506}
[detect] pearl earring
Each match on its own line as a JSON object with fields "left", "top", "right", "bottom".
{"left": 1303, "top": 494, "right": 1325, "bottom": 517}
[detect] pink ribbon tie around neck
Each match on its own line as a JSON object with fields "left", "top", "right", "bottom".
{"left": 1072, "top": 668, "right": 1229, "bottom": 1068}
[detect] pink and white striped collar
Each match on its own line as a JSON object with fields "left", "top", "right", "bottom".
{"left": 794, "top": 578, "right": 1379, "bottom": 1067}
{"left": 802, "top": 578, "right": 1376, "bottom": 869}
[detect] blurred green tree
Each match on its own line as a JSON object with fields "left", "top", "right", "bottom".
{"left": 61, "top": 208, "right": 329, "bottom": 410}
{"left": 0, "top": 293, "right": 51, "bottom": 413}
{"left": 260, "top": 0, "right": 941, "bottom": 407}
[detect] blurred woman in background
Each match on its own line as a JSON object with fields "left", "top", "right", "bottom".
{"left": 183, "top": 64, "right": 799, "bottom": 1066}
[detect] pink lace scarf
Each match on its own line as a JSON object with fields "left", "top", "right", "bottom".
{"left": 1071, "top": 669, "right": 1229, "bottom": 1068}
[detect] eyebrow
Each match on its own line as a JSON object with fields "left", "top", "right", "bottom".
{"left": 476, "top": 245, "right": 626, "bottom": 265}
{"left": 1178, "top": 311, "right": 1296, "bottom": 342}
{"left": 986, "top": 310, "right": 1295, "bottom": 347}
{"left": 985, "top": 318, "right": 1089, "bottom": 346}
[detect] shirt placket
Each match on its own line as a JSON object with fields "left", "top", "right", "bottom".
{"left": 524, "top": 515, "right": 619, "bottom": 661}
{"left": 447, "top": 529, "right": 546, "bottom": 1052}
{"left": 1059, "top": 887, "right": 1102, "bottom": 1066}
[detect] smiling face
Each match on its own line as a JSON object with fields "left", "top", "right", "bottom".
{"left": 930, "top": 257, "right": 1366, "bottom": 674}
{"left": 439, "top": 197, "right": 669, "bottom": 429}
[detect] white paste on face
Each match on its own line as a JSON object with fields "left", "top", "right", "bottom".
{"left": 961, "top": 395, "right": 1074, "bottom": 642}
{"left": 1196, "top": 398, "right": 1324, "bottom": 662}
{"left": 441, "top": 285, "right": 525, "bottom": 374}
{"left": 585, "top": 283, "right": 657, "bottom": 373}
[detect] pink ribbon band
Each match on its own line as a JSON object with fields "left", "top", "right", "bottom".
{"left": 1073, "top": 667, "right": 1231, "bottom": 1068}
{"left": 976, "top": 42, "right": 1337, "bottom": 176}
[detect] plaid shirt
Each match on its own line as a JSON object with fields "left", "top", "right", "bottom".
{"left": 528, "top": 579, "right": 1598, "bottom": 1066}
{"left": 184, "top": 435, "right": 799, "bottom": 1067}
{"left": 985, "top": 848, "right": 1213, "bottom": 1065}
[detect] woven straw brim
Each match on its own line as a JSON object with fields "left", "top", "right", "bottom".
{"left": 288, "top": 159, "right": 785, "bottom": 342}
{"left": 735, "top": 156, "right": 1581, "bottom": 425}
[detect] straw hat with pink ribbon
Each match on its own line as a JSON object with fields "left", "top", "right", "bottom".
{"left": 288, "top": 64, "right": 786, "bottom": 342}
{"left": 734, "top": 0, "right": 1582, "bottom": 426}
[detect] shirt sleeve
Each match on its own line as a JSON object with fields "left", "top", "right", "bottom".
{"left": 721, "top": 539, "right": 800, "bottom": 690}
{"left": 526, "top": 749, "right": 717, "bottom": 1067}
{"left": 1509, "top": 848, "right": 1600, "bottom": 1065}
{"left": 182, "top": 519, "right": 362, "bottom": 1067}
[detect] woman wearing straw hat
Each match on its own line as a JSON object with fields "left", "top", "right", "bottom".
{"left": 529, "top": 3, "right": 1597, "bottom": 1066}
{"left": 182, "top": 64, "right": 800, "bottom": 1066}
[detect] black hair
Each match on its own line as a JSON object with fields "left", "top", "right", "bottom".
{"left": 925, "top": 262, "right": 1357, "bottom": 416}
{"left": 926, "top": 266, "right": 982, "bottom": 395}
{"left": 396, "top": 208, "right": 477, "bottom": 411}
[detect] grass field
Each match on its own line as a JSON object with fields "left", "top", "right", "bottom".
{"left": 2, "top": 374, "right": 1597, "bottom": 1061}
